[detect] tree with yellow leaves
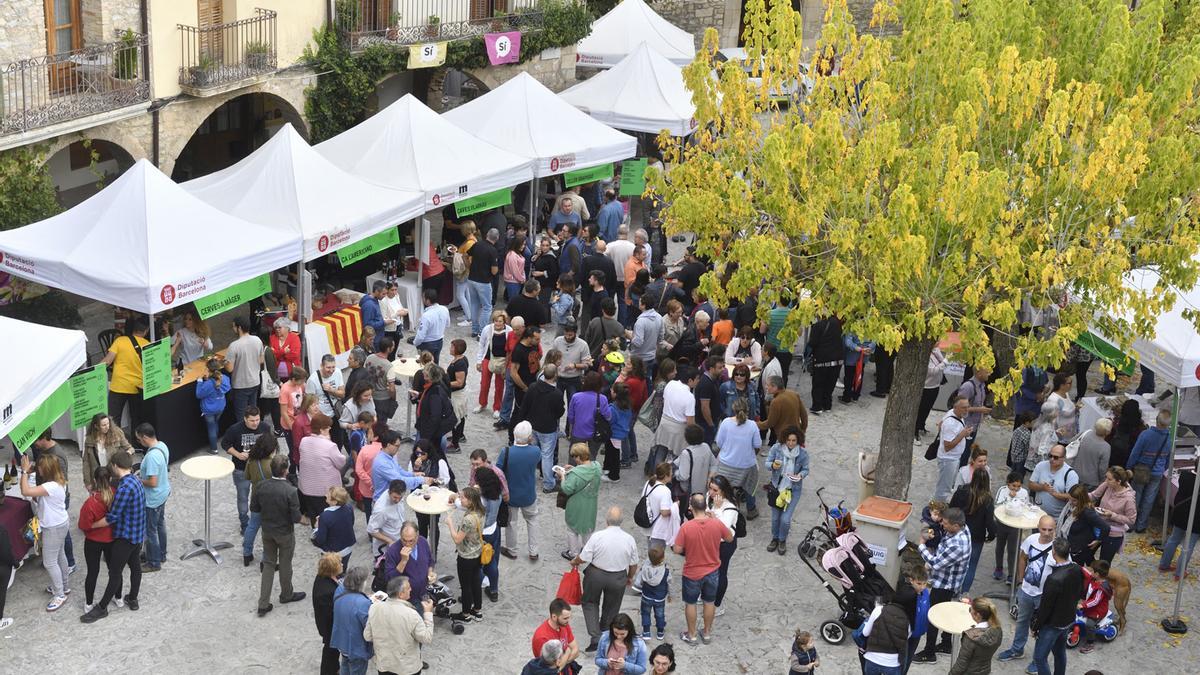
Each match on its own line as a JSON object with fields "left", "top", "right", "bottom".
{"left": 652, "top": 0, "right": 1200, "bottom": 499}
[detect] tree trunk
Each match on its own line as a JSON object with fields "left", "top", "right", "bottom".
{"left": 991, "top": 327, "right": 1018, "bottom": 421}
{"left": 875, "top": 337, "right": 936, "bottom": 500}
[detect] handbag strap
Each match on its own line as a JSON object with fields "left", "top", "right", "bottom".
{"left": 317, "top": 370, "right": 337, "bottom": 410}
{"left": 1146, "top": 433, "right": 1171, "bottom": 467}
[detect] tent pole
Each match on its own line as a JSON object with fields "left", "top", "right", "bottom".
{"left": 148, "top": 312, "right": 155, "bottom": 342}
{"left": 1162, "top": 450, "right": 1200, "bottom": 634}
{"left": 528, "top": 177, "right": 537, "bottom": 232}
{"left": 1159, "top": 390, "right": 1181, "bottom": 546}
{"left": 296, "top": 261, "right": 307, "bottom": 368}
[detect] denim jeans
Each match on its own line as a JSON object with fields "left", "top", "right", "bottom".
{"left": 416, "top": 338, "right": 443, "bottom": 365}
{"left": 242, "top": 511, "right": 262, "bottom": 557}
{"left": 1032, "top": 623, "right": 1070, "bottom": 675}
{"left": 203, "top": 413, "right": 220, "bottom": 452}
{"left": 770, "top": 487, "right": 802, "bottom": 543}
{"left": 466, "top": 279, "right": 493, "bottom": 336}
{"left": 620, "top": 431, "right": 638, "bottom": 465}
{"left": 640, "top": 597, "right": 666, "bottom": 634}
{"left": 504, "top": 281, "right": 522, "bottom": 303}
{"left": 499, "top": 371, "right": 516, "bottom": 423}
{"left": 456, "top": 281, "right": 475, "bottom": 328}
{"left": 143, "top": 504, "right": 167, "bottom": 568}
{"left": 230, "top": 387, "right": 258, "bottom": 422}
{"left": 535, "top": 430, "right": 559, "bottom": 490}
{"left": 338, "top": 655, "right": 368, "bottom": 675}
{"left": 960, "top": 539, "right": 985, "bottom": 594}
{"left": 863, "top": 663, "right": 902, "bottom": 675}
{"left": 558, "top": 376, "right": 581, "bottom": 410}
{"left": 63, "top": 492, "right": 76, "bottom": 568}
{"left": 481, "top": 526, "right": 501, "bottom": 592}
{"left": 1009, "top": 588, "right": 1041, "bottom": 653}
{"left": 1160, "top": 525, "right": 1200, "bottom": 574}
{"left": 1132, "top": 475, "right": 1162, "bottom": 531}
{"left": 232, "top": 469, "right": 251, "bottom": 530}
{"left": 933, "top": 457, "right": 958, "bottom": 502}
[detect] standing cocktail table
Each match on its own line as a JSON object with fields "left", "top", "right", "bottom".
{"left": 180, "top": 455, "right": 235, "bottom": 564}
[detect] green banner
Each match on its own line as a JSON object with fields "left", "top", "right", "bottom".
{"left": 338, "top": 227, "right": 401, "bottom": 267}
{"left": 564, "top": 163, "right": 613, "bottom": 188}
{"left": 619, "top": 159, "right": 648, "bottom": 197}
{"left": 1076, "top": 331, "right": 1135, "bottom": 375}
{"left": 455, "top": 188, "right": 511, "bottom": 218}
{"left": 141, "top": 338, "right": 172, "bottom": 400}
{"left": 195, "top": 273, "right": 272, "bottom": 320}
{"left": 69, "top": 364, "right": 108, "bottom": 429}
{"left": 7, "top": 381, "right": 71, "bottom": 453}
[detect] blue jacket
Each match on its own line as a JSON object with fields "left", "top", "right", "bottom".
{"left": 595, "top": 632, "right": 648, "bottom": 674}
{"left": 610, "top": 406, "right": 633, "bottom": 441}
{"left": 1015, "top": 366, "right": 1048, "bottom": 417}
{"left": 359, "top": 294, "right": 385, "bottom": 343}
{"left": 597, "top": 200, "right": 624, "bottom": 242}
{"left": 195, "top": 375, "right": 230, "bottom": 416}
{"left": 766, "top": 442, "right": 809, "bottom": 492}
{"left": 330, "top": 586, "right": 373, "bottom": 660}
{"left": 718, "top": 380, "right": 760, "bottom": 423}
{"left": 314, "top": 504, "right": 356, "bottom": 553}
{"left": 843, "top": 334, "right": 875, "bottom": 365}
{"left": 497, "top": 443, "right": 541, "bottom": 508}
{"left": 1126, "top": 425, "right": 1172, "bottom": 476}
{"left": 913, "top": 586, "right": 930, "bottom": 638}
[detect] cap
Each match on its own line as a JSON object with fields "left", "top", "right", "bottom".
{"left": 605, "top": 351, "right": 626, "bottom": 365}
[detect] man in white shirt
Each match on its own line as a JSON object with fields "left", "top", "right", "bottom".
{"left": 641, "top": 464, "right": 677, "bottom": 552}
{"left": 569, "top": 506, "right": 639, "bottom": 653}
{"left": 225, "top": 315, "right": 264, "bottom": 420}
{"left": 933, "top": 396, "right": 974, "bottom": 502}
{"left": 380, "top": 282, "right": 408, "bottom": 359}
{"left": 997, "top": 516, "right": 1057, "bottom": 662}
{"left": 305, "top": 354, "right": 345, "bottom": 418}
{"left": 605, "top": 225, "right": 636, "bottom": 282}
{"left": 649, "top": 366, "right": 699, "bottom": 472}
{"left": 367, "top": 480, "right": 409, "bottom": 552}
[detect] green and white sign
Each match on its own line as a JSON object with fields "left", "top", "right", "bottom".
{"left": 195, "top": 273, "right": 272, "bottom": 320}
{"left": 564, "top": 163, "right": 613, "bottom": 188}
{"left": 69, "top": 364, "right": 108, "bottom": 429}
{"left": 8, "top": 381, "right": 71, "bottom": 453}
{"left": 455, "top": 188, "right": 511, "bottom": 218}
{"left": 619, "top": 158, "right": 648, "bottom": 197}
{"left": 338, "top": 228, "right": 401, "bottom": 267}
{"left": 141, "top": 338, "right": 172, "bottom": 400}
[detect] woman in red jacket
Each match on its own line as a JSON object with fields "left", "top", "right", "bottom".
{"left": 269, "top": 317, "right": 301, "bottom": 379}
{"left": 78, "top": 466, "right": 121, "bottom": 613}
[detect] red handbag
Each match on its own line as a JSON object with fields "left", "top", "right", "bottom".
{"left": 556, "top": 567, "right": 583, "bottom": 606}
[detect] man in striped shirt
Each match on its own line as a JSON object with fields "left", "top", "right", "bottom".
{"left": 81, "top": 451, "right": 145, "bottom": 623}
{"left": 911, "top": 507, "right": 972, "bottom": 664}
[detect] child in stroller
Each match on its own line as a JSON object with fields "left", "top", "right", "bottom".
{"left": 799, "top": 530, "right": 894, "bottom": 644}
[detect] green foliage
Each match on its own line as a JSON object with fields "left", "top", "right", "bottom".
{"left": 305, "top": 0, "right": 593, "bottom": 143}
{"left": 0, "top": 146, "right": 60, "bottom": 232}
{"left": 0, "top": 290, "right": 82, "bottom": 329}
{"left": 114, "top": 29, "right": 139, "bottom": 80}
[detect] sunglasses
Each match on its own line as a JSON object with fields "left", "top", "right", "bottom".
{"left": 1050, "top": 454, "right": 1064, "bottom": 459}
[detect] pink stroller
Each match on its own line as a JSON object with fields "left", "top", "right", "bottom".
{"left": 799, "top": 531, "right": 894, "bottom": 644}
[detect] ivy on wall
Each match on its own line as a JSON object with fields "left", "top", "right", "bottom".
{"left": 304, "top": 0, "right": 594, "bottom": 143}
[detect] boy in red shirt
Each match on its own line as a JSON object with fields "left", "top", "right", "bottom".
{"left": 1080, "top": 559, "right": 1113, "bottom": 654}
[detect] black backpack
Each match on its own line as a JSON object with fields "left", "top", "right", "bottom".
{"left": 723, "top": 505, "right": 747, "bottom": 539}
{"left": 634, "top": 482, "right": 666, "bottom": 529}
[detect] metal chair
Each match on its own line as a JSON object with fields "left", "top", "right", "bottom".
{"left": 96, "top": 328, "right": 121, "bottom": 357}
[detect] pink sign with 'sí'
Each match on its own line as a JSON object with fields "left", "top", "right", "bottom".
{"left": 484, "top": 31, "right": 521, "bottom": 65}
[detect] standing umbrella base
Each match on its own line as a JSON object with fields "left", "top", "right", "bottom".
{"left": 1162, "top": 617, "right": 1189, "bottom": 634}
{"left": 181, "top": 540, "right": 233, "bottom": 564}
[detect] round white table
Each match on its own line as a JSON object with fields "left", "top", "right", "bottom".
{"left": 406, "top": 485, "right": 454, "bottom": 565}
{"left": 928, "top": 600, "right": 975, "bottom": 666}
{"left": 990, "top": 502, "right": 1047, "bottom": 606}
{"left": 389, "top": 356, "right": 424, "bottom": 438}
{"left": 180, "top": 455, "right": 235, "bottom": 564}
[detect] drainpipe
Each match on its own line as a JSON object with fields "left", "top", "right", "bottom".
{"left": 140, "top": 0, "right": 160, "bottom": 167}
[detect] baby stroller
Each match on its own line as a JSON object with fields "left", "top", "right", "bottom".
{"left": 426, "top": 576, "right": 466, "bottom": 635}
{"left": 799, "top": 530, "right": 893, "bottom": 644}
{"left": 797, "top": 487, "right": 855, "bottom": 561}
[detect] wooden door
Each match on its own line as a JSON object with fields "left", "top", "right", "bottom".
{"left": 197, "top": 0, "right": 224, "bottom": 64}
{"left": 44, "top": 0, "right": 81, "bottom": 95}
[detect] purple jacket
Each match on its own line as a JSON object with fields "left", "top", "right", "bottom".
{"left": 385, "top": 535, "right": 432, "bottom": 604}
{"left": 566, "top": 391, "right": 612, "bottom": 441}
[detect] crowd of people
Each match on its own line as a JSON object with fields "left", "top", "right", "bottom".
{"left": 2, "top": 181, "right": 1193, "bottom": 675}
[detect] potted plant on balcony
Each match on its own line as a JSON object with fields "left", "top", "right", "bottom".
{"left": 425, "top": 15, "right": 440, "bottom": 39}
{"left": 112, "top": 29, "right": 139, "bottom": 84}
{"left": 490, "top": 11, "right": 507, "bottom": 32}
{"left": 244, "top": 40, "right": 271, "bottom": 70}
{"left": 189, "top": 54, "right": 217, "bottom": 88}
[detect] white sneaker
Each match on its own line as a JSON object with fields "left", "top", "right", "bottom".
{"left": 472, "top": 404, "right": 485, "bottom": 414}
{"left": 84, "top": 603, "right": 94, "bottom": 613}
{"left": 493, "top": 410, "right": 500, "bottom": 420}
{"left": 715, "top": 607, "right": 726, "bottom": 617}
{"left": 457, "top": 319, "right": 472, "bottom": 327}
{"left": 113, "top": 597, "right": 125, "bottom": 608}
{"left": 0, "top": 617, "right": 12, "bottom": 631}
{"left": 46, "top": 596, "right": 68, "bottom": 612}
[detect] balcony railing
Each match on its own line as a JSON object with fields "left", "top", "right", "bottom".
{"left": 336, "top": 0, "right": 543, "bottom": 52}
{"left": 179, "top": 8, "right": 278, "bottom": 93}
{"left": 0, "top": 33, "right": 150, "bottom": 138}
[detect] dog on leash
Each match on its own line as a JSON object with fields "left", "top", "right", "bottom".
{"left": 1107, "top": 567, "right": 1131, "bottom": 633}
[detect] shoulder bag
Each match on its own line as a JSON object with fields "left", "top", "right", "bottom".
{"left": 1132, "top": 433, "right": 1170, "bottom": 487}
{"left": 317, "top": 370, "right": 345, "bottom": 419}
{"left": 925, "top": 416, "right": 960, "bottom": 461}
{"left": 556, "top": 470, "right": 597, "bottom": 510}
{"left": 487, "top": 330, "right": 508, "bottom": 374}
{"left": 591, "top": 393, "right": 612, "bottom": 442}
{"left": 637, "top": 386, "right": 664, "bottom": 431}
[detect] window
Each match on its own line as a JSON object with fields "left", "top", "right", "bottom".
{"left": 44, "top": 0, "right": 82, "bottom": 55}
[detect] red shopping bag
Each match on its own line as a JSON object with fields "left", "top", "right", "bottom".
{"left": 556, "top": 567, "right": 583, "bottom": 606}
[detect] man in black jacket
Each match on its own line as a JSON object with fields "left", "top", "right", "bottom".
{"left": 252, "top": 455, "right": 305, "bottom": 617}
{"left": 580, "top": 240, "right": 618, "bottom": 318}
{"left": 1030, "top": 538, "right": 1083, "bottom": 675}
{"left": 808, "top": 316, "right": 844, "bottom": 414}
{"left": 518, "top": 363, "right": 567, "bottom": 493}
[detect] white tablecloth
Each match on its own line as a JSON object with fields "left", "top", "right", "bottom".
{"left": 1078, "top": 394, "right": 1159, "bottom": 436}
{"left": 366, "top": 273, "right": 459, "bottom": 331}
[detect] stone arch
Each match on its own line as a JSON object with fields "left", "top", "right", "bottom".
{"left": 41, "top": 126, "right": 149, "bottom": 167}
{"left": 426, "top": 68, "right": 491, "bottom": 112}
{"left": 364, "top": 71, "right": 416, "bottom": 117}
{"left": 162, "top": 90, "right": 307, "bottom": 181}
{"left": 43, "top": 138, "right": 138, "bottom": 208}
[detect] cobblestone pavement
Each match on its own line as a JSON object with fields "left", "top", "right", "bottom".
{"left": 5, "top": 282, "right": 1198, "bottom": 673}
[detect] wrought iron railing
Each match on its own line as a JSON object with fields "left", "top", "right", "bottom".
{"left": 179, "top": 8, "right": 278, "bottom": 91}
{"left": 336, "top": 0, "right": 543, "bottom": 51}
{"left": 0, "top": 33, "right": 150, "bottom": 137}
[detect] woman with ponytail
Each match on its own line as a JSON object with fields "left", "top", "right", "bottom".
{"left": 948, "top": 597, "right": 1003, "bottom": 674}
{"left": 714, "top": 399, "right": 763, "bottom": 519}
{"left": 1089, "top": 466, "right": 1137, "bottom": 563}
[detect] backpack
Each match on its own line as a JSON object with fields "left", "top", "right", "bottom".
{"left": 371, "top": 549, "right": 390, "bottom": 592}
{"left": 451, "top": 250, "right": 468, "bottom": 280}
{"left": 946, "top": 377, "right": 975, "bottom": 410}
{"left": 634, "top": 483, "right": 667, "bottom": 528}
{"left": 723, "top": 504, "right": 747, "bottom": 539}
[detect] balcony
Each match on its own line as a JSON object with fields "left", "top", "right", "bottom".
{"left": 179, "top": 9, "right": 278, "bottom": 96}
{"left": 336, "top": 0, "right": 543, "bottom": 52}
{"left": 0, "top": 33, "right": 150, "bottom": 144}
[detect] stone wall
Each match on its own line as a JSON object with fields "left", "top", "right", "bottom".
{"left": 81, "top": 0, "right": 143, "bottom": 45}
{"left": 650, "top": 0, "right": 732, "bottom": 50}
{"left": 0, "top": 1, "right": 47, "bottom": 65}
{"left": 429, "top": 43, "right": 580, "bottom": 111}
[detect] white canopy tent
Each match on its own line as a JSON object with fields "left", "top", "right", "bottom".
{"left": 559, "top": 42, "right": 699, "bottom": 136}
{"left": 184, "top": 124, "right": 424, "bottom": 263}
{"left": 316, "top": 94, "right": 535, "bottom": 212}
{"left": 0, "top": 159, "right": 298, "bottom": 315}
{"left": 443, "top": 72, "right": 637, "bottom": 178}
{"left": 0, "top": 317, "right": 86, "bottom": 441}
{"left": 576, "top": 0, "right": 695, "bottom": 69}
{"left": 1093, "top": 267, "right": 1200, "bottom": 388}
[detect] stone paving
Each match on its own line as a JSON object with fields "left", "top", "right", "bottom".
{"left": 5, "top": 253, "right": 1199, "bottom": 674}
